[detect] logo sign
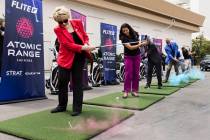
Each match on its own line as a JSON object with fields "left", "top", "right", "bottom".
{"left": 153, "top": 38, "right": 162, "bottom": 53}
{"left": 0, "top": 0, "right": 45, "bottom": 103}
{"left": 100, "top": 23, "right": 117, "bottom": 83}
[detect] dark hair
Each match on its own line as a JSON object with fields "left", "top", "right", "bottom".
{"left": 181, "top": 47, "right": 186, "bottom": 51}
{"left": 144, "top": 35, "right": 148, "bottom": 40}
{"left": 119, "top": 23, "right": 139, "bottom": 41}
{"left": 145, "top": 36, "right": 152, "bottom": 45}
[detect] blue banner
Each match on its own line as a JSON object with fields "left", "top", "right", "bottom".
{"left": 100, "top": 23, "right": 117, "bottom": 83}
{"left": 0, "top": 0, "right": 45, "bottom": 103}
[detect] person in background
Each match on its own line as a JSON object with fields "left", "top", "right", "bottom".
{"left": 176, "top": 50, "right": 185, "bottom": 73}
{"left": 181, "top": 46, "right": 192, "bottom": 71}
{"left": 0, "top": 18, "right": 5, "bottom": 82}
{"left": 119, "top": 23, "right": 146, "bottom": 99}
{"left": 51, "top": 6, "right": 95, "bottom": 116}
{"left": 164, "top": 39, "right": 179, "bottom": 83}
{"left": 188, "top": 48, "right": 195, "bottom": 66}
{"left": 161, "top": 53, "right": 166, "bottom": 71}
{"left": 144, "top": 38, "right": 162, "bottom": 89}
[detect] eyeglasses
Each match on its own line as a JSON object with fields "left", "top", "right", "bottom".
{"left": 58, "top": 19, "right": 68, "bottom": 24}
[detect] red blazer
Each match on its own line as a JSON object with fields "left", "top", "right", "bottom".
{"left": 54, "top": 19, "right": 92, "bottom": 69}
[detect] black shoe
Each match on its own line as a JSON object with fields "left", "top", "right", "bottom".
{"left": 131, "top": 92, "right": 139, "bottom": 97}
{"left": 122, "top": 93, "right": 128, "bottom": 99}
{"left": 144, "top": 84, "right": 150, "bottom": 89}
{"left": 51, "top": 107, "right": 66, "bottom": 113}
{"left": 71, "top": 111, "right": 81, "bottom": 116}
{"left": 122, "top": 95, "right": 128, "bottom": 99}
{"left": 158, "top": 85, "right": 162, "bottom": 89}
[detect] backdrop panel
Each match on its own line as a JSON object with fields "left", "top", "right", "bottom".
{"left": 0, "top": 0, "right": 45, "bottom": 103}
{"left": 100, "top": 23, "right": 117, "bottom": 84}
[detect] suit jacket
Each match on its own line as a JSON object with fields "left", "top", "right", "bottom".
{"left": 164, "top": 42, "right": 178, "bottom": 64}
{"left": 54, "top": 19, "right": 91, "bottom": 69}
{"left": 146, "top": 43, "right": 161, "bottom": 64}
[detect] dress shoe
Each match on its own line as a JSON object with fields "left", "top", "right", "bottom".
{"left": 51, "top": 107, "right": 66, "bottom": 113}
{"left": 71, "top": 111, "right": 81, "bottom": 116}
{"left": 131, "top": 92, "right": 139, "bottom": 97}
{"left": 122, "top": 93, "right": 128, "bottom": 99}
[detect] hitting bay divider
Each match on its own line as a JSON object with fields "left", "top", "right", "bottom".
{"left": 0, "top": 105, "right": 134, "bottom": 140}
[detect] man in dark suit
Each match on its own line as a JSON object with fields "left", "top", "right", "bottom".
{"left": 144, "top": 38, "right": 162, "bottom": 89}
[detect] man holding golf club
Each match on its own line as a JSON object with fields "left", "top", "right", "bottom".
{"left": 164, "top": 39, "right": 179, "bottom": 83}
{"left": 144, "top": 37, "right": 162, "bottom": 89}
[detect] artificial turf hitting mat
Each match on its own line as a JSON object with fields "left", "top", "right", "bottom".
{"left": 189, "top": 79, "right": 199, "bottom": 83}
{"left": 0, "top": 105, "right": 134, "bottom": 140}
{"left": 139, "top": 86, "right": 180, "bottom": 95}
{"left": 83, "top": 93, "right": 165, "bottom": 110}
{"left": 151, "top": 78, "right": 199, "bottom": 88}
{"left": 151, "top": 82, "right": 190, "bottom": 88}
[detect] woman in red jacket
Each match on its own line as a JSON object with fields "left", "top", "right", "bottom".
{"left": 51, "top": 6, "right": 95, "bottom": 116}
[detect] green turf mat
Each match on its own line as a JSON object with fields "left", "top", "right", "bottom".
{"left": 189, "top": 79, "right": 199, "bottom": 83}
{"left": 139, "top": 86, "right": 180, "bottom": 95}
{"left": 151, "top": 78, "right": 199, "bottom": 87}
{"left": 83, "top": 93, "right": 164, "bottom": 110}
{"left": 0, "top": 105, "right": 133, "bottom": 140}
{"left": 151, "top": 82, "right": 190, "bottom": 88}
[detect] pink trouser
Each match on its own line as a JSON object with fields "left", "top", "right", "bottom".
{"left": 124, "top": 55, "right": 141, "bottom": 93}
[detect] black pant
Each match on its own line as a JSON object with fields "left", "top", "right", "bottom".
{"left": 147, "top": 61, "right": 162, "bottom": 86}
{"left": 165, "top": 60, "right": 179, "bottom": 82}
{"left": 162, "top": 61, "right": 165, "bottom": 71}
{"left": 57, "top": 53, "right": 85, "bottom": 112}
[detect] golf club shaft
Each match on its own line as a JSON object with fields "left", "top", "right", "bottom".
{"left": 95, "top": 41, "right": 141, "bottom": 48}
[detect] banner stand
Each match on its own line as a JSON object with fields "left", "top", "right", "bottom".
{"left": 100, "top": 23, "right": 118, "bottom": 85}
{"left": 0, "top": 0, "right": 46, "bottom": 104}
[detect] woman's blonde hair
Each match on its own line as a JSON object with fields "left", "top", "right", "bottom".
{"left": 53, "top": 6, "right": 70, "bottom": 22}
